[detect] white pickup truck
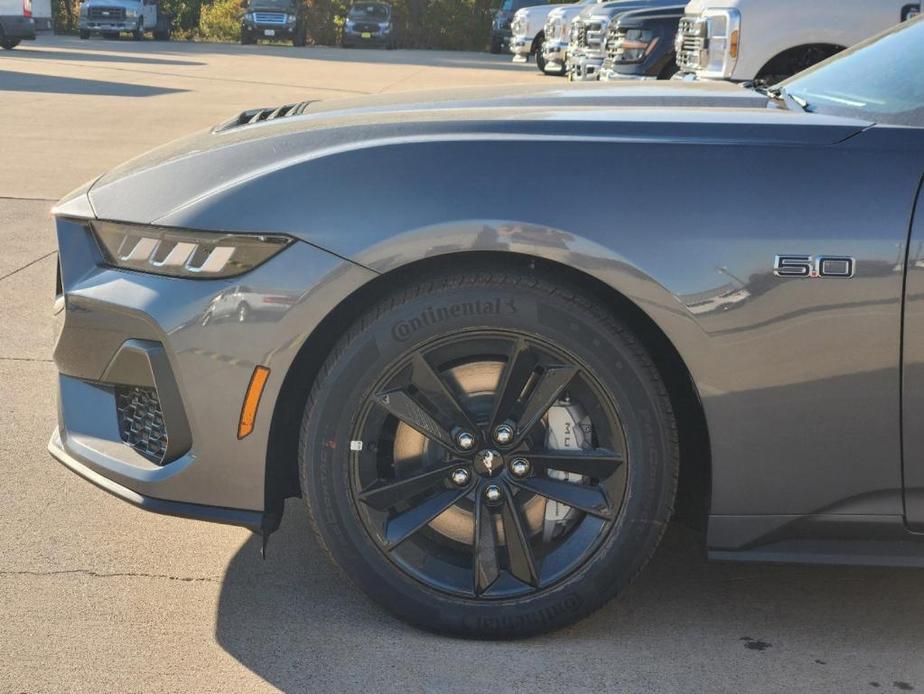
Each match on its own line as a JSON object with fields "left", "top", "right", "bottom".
{"left": 675, "top": 0, "right": 921, "bottom": 83}
{"left": 79, "top": 0, "right": 172, "bottom": 40}
{"left": 509, "top": 1, "right": 576, "bottom": 68}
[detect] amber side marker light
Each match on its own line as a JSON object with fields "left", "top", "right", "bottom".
{"left": 729, "top": 29, "right": 740, "bottom": 59}
{"left": 238, "top": 366, "right": 271, "bottom": 439}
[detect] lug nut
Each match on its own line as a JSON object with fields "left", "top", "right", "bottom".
{"left": 510, "top": 458, "right": 530, "bottom": 478}
{"left": 450, "top": 468, "right": 471, "bottom": 487}
{"left": 484, "top": 484, "right": 503, "bottom": 503}
{"left": 457, "top": 432, "right": 476, "bottom": 450}
{"left": 493, "top": 424, "right": 514, "bottom": 445}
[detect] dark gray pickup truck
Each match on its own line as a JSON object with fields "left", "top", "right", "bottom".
{"left": 50, "top": 17, "right": 924, "bottom": 638}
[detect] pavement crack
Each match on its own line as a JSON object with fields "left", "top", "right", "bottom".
{"left": 0, "top": 569, "right": 221, "bottom": 583}
{"left": 0, "top": 357, "right": 54, "bottom": 363}
{"left": 0, "top": 250, "right": 57, "bottom": 284}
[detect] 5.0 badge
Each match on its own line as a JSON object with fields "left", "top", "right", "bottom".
{"left": 773, "top": 255, "right": 855, "bottom": 278}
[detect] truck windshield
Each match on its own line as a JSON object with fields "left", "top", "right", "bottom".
{"left": 500, "top": 0, "right": 541, "bottom": 11}
{"left": 780, "top": 16, "right": 924, "bottom": 128}
{"left": 349, "top": 3, "right": 390, "bottom": 19}
{"left": 250, "top": 0, "right": 294, "bottom": 8}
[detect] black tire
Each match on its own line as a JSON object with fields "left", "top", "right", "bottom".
{"left": 0, "top": 27, "right": 19, "bottom": 49}
{"left": 489, "top": 36, "right": 502, "bottom": 54}
{"left": 240, "top": 31, "right": 254, "bottom": 45}
{"left": 536, "top": 50, "right": 546, "bottom": 73}
{"left": 132, "top": 27, "right": 144, "bottom": 41}
{"left": 300, "top": 267, "right": 679, "bottom": 638}
{"left": 79, "top": 29, "right": 90, "bottom": 39}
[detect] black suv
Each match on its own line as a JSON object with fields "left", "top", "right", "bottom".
{"left": 241, "top": 0, "right": 308, "bottom": 46}
{"left": 341, "top": 2, "right": 395, "bottom": 48}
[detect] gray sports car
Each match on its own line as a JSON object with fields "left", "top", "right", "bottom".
{"left": 50, "top": 18, "right": 924, "bottom": 637}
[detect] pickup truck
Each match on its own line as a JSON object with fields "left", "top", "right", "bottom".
{"left": 598, "top": 3, "right": 684, "bottom": 81}
{"left": 79, "top": 0, "right": 172, "bottom": 40}
{"left": 675, "top": 0, "right": 921, "bottom": 84}
{"left": 509, "top": 0, "right": 574, "bottom": 68}
{"left": 540, "top": 0, "right": 602, "bottom": 74}
{"left": 567, "top": 0, "right": 670, "bottom": 80}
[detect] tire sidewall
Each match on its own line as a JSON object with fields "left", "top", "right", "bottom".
{"left": 302, "top": 277, "right": 675, "bottom": 637}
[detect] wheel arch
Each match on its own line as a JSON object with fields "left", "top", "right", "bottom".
{"left": 265, "top": 250, "right": 711, "bottom": 531}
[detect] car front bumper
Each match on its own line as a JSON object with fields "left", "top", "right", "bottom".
{"left": 243, "top": 23, "right": 297, "bottom": 38}
{"left": 48, "top": 214, "right": 373, "bottom": 526}
{"left": 509, "top": 35, "right": 532, "bottom": 61}
{"left": 542, "top": 39, "right": 567, "bottom": 71}
{"left": 80, "top": 18, "right": 140, "bottom": 32}
{"left": 343, "top": 28, "right": 391, "bottom": 44}
{"left": 567, "top": 53, "right": 605, "bottom": 81}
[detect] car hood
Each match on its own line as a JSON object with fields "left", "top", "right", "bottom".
{"left": 71, "top": 81, "right": 870, "bottom": 226}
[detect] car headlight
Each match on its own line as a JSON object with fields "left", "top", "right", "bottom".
{"left": 92, "top": 221, "right": 292, "bottom": 278}
{"left": 379, "top": 21, "right": 391, "bottom": 32}
{"left": 286, "top": 14, "right": 295, "bottom": 23}
{"left": 243, "top": 11, "right": 254, "bottom": 22}
{"left": 611, "top": 28, "right": 657, "bottom": 63}
{"left": 125, "top": 8, "right": 137, "bottom": 18}
{"left": 699, "top": 8, "right": 740, "bottom": 77}
{"left": 345, "top": 18, "right": 353, "bottom": 30}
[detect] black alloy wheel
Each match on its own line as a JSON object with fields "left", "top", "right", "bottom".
{"left": 301, "top": 268, "right": 678, "bottom": 637}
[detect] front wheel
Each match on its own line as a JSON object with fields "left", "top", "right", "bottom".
{"left": 300, "top": 267, "right": 679, "bottom": 637}
{"left": 79, "top": 29, "right": 90, "bottom": 39}
{"left": 536, "top": 50, "right": 547, "bottom": 73}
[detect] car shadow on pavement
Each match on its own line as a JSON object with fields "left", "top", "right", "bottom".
{"left": 0, "top": 70, "right": 187, "bottom": 97}
{"left": 215, "top": 499, "right": 923, "bottom": 691}
{"left": 6, "top": 47, "right": 206, "bottom": 66}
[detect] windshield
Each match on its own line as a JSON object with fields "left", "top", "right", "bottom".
{"left": 780, "top": 16, "right": 924, "bottom": 127}
{"left": 249, "top": 0, "right": 293, "bottom": 9}
{"left": 500, "top": 0, "right": 541, "bottom": 11}
{"left": 348, "top": 3, "right": 390, "bottom": 19}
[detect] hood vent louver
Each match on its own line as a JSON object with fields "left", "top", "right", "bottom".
{"left": 214, "top": 100, "right": 316, "bottom": 132}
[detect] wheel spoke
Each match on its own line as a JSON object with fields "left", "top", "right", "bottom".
{"left": 489, "top": 338, "right": 539, "bottom": 430}
{"left": 357, "top": 463, "right": 465, "bottom": 511}
{"left": 384, "top": 488, "right": 467, "bottom": 548}
{"left": 500, "top": 487, "right": 539, "bottom": 587}
{"left": 509, "top": 476, "right": 613, "bottom": 519}
{"left": 473, "top": 493, "right": 500, "bottom": 595}
{"left": 408, "top": 353, "right": 479, "bottom": 436}
{"left": 513, "top": 365, "right": 578, "bottom": 443}
{"left": 374, "top": 389, "right": 456, "bottom": 451}
{"left": 527, "top": 448, "right": 624, "bottom": 480}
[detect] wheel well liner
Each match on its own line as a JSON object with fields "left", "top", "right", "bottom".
{"left": 756, "top": 43, "right": 845, "bottom": 80}
{"left": 265, "top": 252, "right": 711, "bottom": 530}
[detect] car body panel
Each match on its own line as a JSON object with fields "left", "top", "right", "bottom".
{"left": 902, "top": 177, "right": 924, "bottom": 531}
{"left": 54, "top": 78, "right": 924, "bottom": 556}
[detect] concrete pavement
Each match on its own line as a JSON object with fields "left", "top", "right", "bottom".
{"left": 0, "top": 36, "right": 922, "bottom": 694}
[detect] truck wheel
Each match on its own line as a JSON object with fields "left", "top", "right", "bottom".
{"left": 132, "top": 27, "right": 144, "bottom": 41}
{"left": 300, "top": 267, "right": 679, "bottom": 638}
{"left": 240, "top": 31, "right": 254, "bottom": 45}
{"left": 489, "top": 36, "right": 502, "bottom": 54}
{"left": 79, "top": 29, "right": 90, "bottom": 39}
{"left": 536, "top": 50, "right": 547, "bottom": 73}
{"left": 293, "top": 26, "right": 307, "bottom": 47}
{"left": 0, "top": 27, "right": 19, "bottom": 49}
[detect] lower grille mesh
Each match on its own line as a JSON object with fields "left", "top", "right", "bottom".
{"left": 116, "top": 386, "right": 168, "bottom": 465}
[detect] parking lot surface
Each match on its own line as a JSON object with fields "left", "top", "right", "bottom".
{"left": 1, "top": 36, "right": 922, "bottom": 693}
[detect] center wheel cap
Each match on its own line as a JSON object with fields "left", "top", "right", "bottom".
{"left": 473, "top": 449, "right": 504, "bottom": 477}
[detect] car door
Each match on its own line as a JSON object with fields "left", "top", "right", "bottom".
{"left": 903, "top": 179, "right": 924, "bottom": 531}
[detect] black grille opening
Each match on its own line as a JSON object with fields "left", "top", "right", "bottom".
{"left": 116, "top": 386, "right": 168, "bottom": 465}
{"left": 214, "top": 100, "right": 315, "bottom": 132}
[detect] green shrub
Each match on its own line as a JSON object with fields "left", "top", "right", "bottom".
{"left": 199, "top": 0, "right": 242, "bottom": 41}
